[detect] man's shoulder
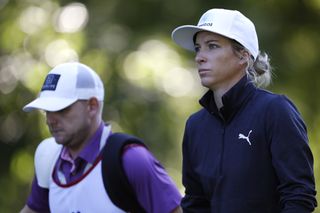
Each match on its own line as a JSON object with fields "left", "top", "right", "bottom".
{"left": 36, "top": 137, "right": 61, "bottom": 151}
{"left": 35, "top": 137, "right": 62, "bottom": 163}
{"left": 102, "top": 132, "right": 147, "bottom": 212}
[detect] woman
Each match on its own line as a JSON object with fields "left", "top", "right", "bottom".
{"left": 171, "top": 8, "right": 317, "bottom": 212}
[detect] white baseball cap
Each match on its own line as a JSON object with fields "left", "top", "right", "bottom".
{"left": 171, "top": 8, "right": 259, "bottom": 59}
{"left": 23, "top": 62, "right": 104, "bottom": 112}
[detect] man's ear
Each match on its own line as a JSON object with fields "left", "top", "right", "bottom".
{"left": 87, "top": 97, "right": 99, "bottom": 114}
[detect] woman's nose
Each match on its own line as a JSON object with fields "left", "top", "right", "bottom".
{"left": 195, "top": 51, "right": 207, "bottom": 64}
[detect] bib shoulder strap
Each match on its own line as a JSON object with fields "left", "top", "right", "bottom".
{"left": 101, "top": 133, "right": 147, "bottom": 213}
{"left": 34, "top": 137, "right": 62, "bottom": 188}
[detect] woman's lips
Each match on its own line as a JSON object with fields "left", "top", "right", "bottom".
{"left": 199, "top": 69, "right": 211, "bottom": 74}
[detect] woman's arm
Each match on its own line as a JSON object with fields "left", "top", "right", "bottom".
{"left": 268, "top": 96, "right": 317, "bottom": 212}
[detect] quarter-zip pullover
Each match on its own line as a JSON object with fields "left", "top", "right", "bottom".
{"left": 181, "top": 76, "right": 317, "bottom": 213}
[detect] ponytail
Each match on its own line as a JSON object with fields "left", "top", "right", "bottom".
{"left": 247, "top": 52, "right": 272, "bottom": 88}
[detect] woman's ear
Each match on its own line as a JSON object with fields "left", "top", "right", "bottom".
{"left": 239, "top": 51, "right": 250, "bottom": 65}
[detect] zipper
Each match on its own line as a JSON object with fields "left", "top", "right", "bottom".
{"left": 212, "top": 119, "right": 226, "bottom": 213}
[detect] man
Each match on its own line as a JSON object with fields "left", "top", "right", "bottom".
{"left": 20, "top": 62, "right": 182, "bottom": 213}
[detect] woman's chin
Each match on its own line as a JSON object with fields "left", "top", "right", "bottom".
{"left": 200, "top": 79, "right": 214, "bottom": 89}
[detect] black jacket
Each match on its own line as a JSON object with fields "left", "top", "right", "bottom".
{"left": 181, "top": 76, "right": 317, "bottom": 213}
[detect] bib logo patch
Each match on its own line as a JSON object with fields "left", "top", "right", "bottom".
{"left": 41, "top": 74, "right": 60, "bottom": 91}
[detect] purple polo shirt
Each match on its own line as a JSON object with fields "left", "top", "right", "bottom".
{"left": 26, "top": 123, "right": 181, "bottom": 213}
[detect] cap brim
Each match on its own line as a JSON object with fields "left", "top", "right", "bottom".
{"left": 23, "top": 97, "right": 77, "bottom": 112}
{"left": 171, "top": 25, "right": 205, "bottom": 51}
{"left": 172, "top": 25, "right": 237, "bottom": 52}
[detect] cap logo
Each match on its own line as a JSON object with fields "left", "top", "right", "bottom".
{"left": 41, "top": 74, "right": 61, "bottom": 91}
{"left": 199, "top": 23, "right": 213, "bottom": 27}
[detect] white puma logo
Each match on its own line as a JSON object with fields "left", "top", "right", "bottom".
{"left": 238, "top": 130, "right": 252, "bottom": 146}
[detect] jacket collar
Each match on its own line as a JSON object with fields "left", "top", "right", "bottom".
{"left": 199, "top": 76, "right": 256, "bottom": 122}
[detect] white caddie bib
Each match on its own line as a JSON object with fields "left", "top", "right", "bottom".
{"left": 48, "top": 160, "right": 125, "bottom": 213}
{"left": 34, "top": 125, "right": 125, "bottom": 213}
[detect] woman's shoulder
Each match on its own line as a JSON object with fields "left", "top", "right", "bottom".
{"left": 255, "top": 88, "right": 281, "bottom": 100}
{"left": 255, "top": 89, "right": 301, "bottom": 115}
{"left": 255, "top": 89, "right": 294, "bottom": 106}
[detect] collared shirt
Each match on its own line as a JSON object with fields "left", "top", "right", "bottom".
{"left": 27, "top": 123, "right": 182, "bottom": 213}
{"left": 54, "top": 123, "right": 104, "bottom": 184}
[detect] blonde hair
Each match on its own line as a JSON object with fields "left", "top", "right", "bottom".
{"left": 231, "top": 40, "right": 272, "bottom": 88}
{"left": 247, "top": 52, "right": 272, "bottom": 88}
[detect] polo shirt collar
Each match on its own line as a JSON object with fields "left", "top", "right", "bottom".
{"left": 60, "top": 122, "right": 104, "bottom": 164}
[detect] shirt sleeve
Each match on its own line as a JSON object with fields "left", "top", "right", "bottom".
{"left": 267, "top": 95, "right": 317, "bottom": 212}
{"left": 122, "top": 145, "right": 182, "bottom": 213}
{"left": 26, "top": 175, "right": 50, "bottom": 213}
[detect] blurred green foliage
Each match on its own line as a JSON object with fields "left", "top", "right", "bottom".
{"left": 0, "top": 0, "right": 319, "bottom": 212}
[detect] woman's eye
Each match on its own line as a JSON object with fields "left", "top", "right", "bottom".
{"left": 208, "top": 43, "right": 218, "bottom": 49}
{"left": 194, "top": 46, "right": 200, "bottom": 52}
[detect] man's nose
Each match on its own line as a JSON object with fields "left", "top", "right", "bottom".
{"left": 46, "top": 111, "right": 58, "bottom": 125}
